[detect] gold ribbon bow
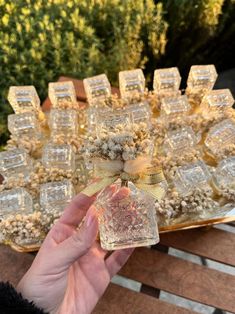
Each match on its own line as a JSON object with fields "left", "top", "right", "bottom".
{"left": 82, "top": 157, "right": 167, "bottom": 201}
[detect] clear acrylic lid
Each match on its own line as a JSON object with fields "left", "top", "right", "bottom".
{"left": 8, "top": 86, "right": 40, "bottom": 114}
{"left": 153, "top": 67, "right": 181, "bottom": 93}
{"left": 119, "top": 69, "right": 145, "bottom": 98}
{"left": 174, "top": 160, "right": 212, "bottom": 196}
{"left": 163, "top": 127, "right": 198, "bottom": 153}
{"left": 8, "top": 112, "right": 40, "bottom": 137}
{"left": 126, "top": 102, "right": 151, "bottom": 126}
{"left": 187, "top": 65, "right": 218, "bottom": 91}
{"left": 161, "top": 95, "right": 191, "bottom": 117}
{"left": 213, "top": 156, "right": 235, "bottom": 189}
{"left": 0, "top": 148, "right": 32, "bottom": 177}
{"left": 83, "top": 74, "right": 111, "bottom": 106}
{"left": 201, "top": 89, "right": 234, "bottom": 110}
{"left": 40, "top": 179, "right": 75, "bottom": 212}
{"left": 205, "top": 119, "right": 235, "bottom": 156}
{"left": 42, "top": 143, "right": 75, "bottom": 171}
{"left": 49, "top": 108, "right": 78, "bottom": 135}
{"left": 96, "top": 109, "right": 133, "bottom": 137}
{"left": 48, "top": 81, "right": 77, "bottom": 107}
{"left": 0, "top": 187, "right": 33, "bottom": 217}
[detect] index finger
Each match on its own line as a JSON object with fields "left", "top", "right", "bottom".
{"left": 59, "top": 193, "right": 96, "bottom": 227}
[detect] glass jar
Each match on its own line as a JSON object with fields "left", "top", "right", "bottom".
{"left": 95, "top": 179, "right": 159, "bottom": 250}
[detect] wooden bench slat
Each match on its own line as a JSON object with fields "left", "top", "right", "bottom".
{"left": 160, "top": 227, "right": 235, "bottom": 266}
{"left": 119, "top": 247, "right": 235, "bottom": 312}
{"left": 0, "top": 245, "right": 34, "bottom": 286}
{"left": 94, "top": 283, "right": 198, "bottom": 314}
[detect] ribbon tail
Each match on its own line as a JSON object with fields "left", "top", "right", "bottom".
{"left": 82, "top": 176, "right": 118, "bottom": 197}
{"left": 136, "top": 183, "right": 166, "bottom": 201}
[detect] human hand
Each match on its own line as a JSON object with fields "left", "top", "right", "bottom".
{"left": 17, "top": 190, "right": 133, "bottom": 314}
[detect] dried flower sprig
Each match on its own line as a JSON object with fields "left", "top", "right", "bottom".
{"left": 0, "top": 210, "right": 60, "bottom": 246}
{"left": 217, "top": 185, "right": 235, "bottom": 203}
{"left": 85, "top": 122, "right": 152, "bottom": 161}
{"left": 6, "top": 135, "right": 43, "bottom": 156}
{"left": 156, "top": 187, "right": 219, "bottom": 226}
{"left": 153, "top": 149, "right": 203, "bottom": 180}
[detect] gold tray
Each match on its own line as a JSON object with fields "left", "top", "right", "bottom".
{"left": 7, "top": 209, "right": 235, "bottom": 253}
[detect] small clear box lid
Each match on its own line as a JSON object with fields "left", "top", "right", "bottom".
{"left": 96, "top": 110, "right": 133, "bottom": 137}
{"left": 0, "top": 187, "right": 33, "bottom": 218}
{"left": 163, "top": 127, "right": 198, "bottom": 153}
{"left": 174, "top": 160, "right": 212, "bottom": 196}
{"left": 0, "top": 148, "right": 32, "bottom": 180}
{"left": 49, "top": 108, "right": 78, "bottom": 135}
{"left": 126, "top": 103, "right": 151, "bottom": 125}
{"left": 201, "top": 89, "right": 234, "bottom": 111}
{"left": 153, "top": 67, "right": 181, "bottom": 92}
{"left": 161, "top": 95, "right": 191, "bottom": 118}
{"left": 119, "top": 69, "right": 145, "bottom": 98}
{"left": 42, "top": 143, "right": 75, "bottom": 171}
{"left": 187, "top": 65, "right": 218, "bottom": 91}
{"left": 213, "top": 156, "right": 235, "bottom": 189}
{"left": 40, "top": 180, "right": 75, "bottom": 212}
{"left": 83, "top": 74, "right": 111, "bottom": 106}
{"left": 8, "top": 112, "right": 40, "bottom": 137}
{"left": 7, "top": 86, "right": 40, "bottom": 114}
{"left": 205, "top": 119, "right": 235, "bottom": 156}
{"left": 48, "top": 81, "right": 77, "bottom": 107}
{"left": 87, "top": 106, "right": 112, "bottom": 132}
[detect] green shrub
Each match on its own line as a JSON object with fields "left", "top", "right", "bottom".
{"left": 0, "top": 0, "right": 234, "bottom": 146}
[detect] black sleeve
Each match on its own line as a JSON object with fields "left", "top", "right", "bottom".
{"left": 0, "top": 282, "right": 48, "bottom": 314}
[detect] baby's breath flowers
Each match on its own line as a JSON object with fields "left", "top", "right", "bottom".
{"left": 85, "top": 122, "right": 152, "bottom": 161}
{"left": 218, "top": 185, "right": 235, "bottom": 203}
{"left": 154, "top": 149, "right": 202, "bottom": 181}
{"left": 156, "top": 187, "right": 219, "bottom": 226}
{"left": 0, "top": 210, "right": 60, "bottom": 247}
{"left": 6, "top": 135, "right": 43, "bottom": 156}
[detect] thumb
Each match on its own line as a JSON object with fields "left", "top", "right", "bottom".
{"left": 53, "top": 206, "right": 98, "bottom": 269}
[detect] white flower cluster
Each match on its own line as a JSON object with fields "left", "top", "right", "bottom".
{"left": 0, "top": 210, "right": 60, "bottom": 247}
{"left": 154, "top": 149, "right": 202, "bottom": 180}
{"left": 85, "top": 122, "right": 152, "bottom": 161}
{"left": 218, "top": 185, "right": 235, "bottom": 203}
{"left": 155, "top": 187, "right": 219, "bottom": 226}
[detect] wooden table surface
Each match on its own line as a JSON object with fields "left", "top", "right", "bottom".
{"left": 1, "top": 78, "right": 235, "bottom": 313}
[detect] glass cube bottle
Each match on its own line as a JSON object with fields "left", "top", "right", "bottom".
{"left": 204, "top": 119, "right": 235, "bottom": 158}
{"left": 49, "top": 108, "right": 78, "bottom": 137}
{"left": 186, "top": 65, "right": 218, "bottom": 91}
{"left": 8, "top": 112, "right": 41, "bottom": 138}
{"left": 153, "top": 67, "right": 181, "bottom": 94}
{"left": 42, "top": 143, "right": 75, "bottom": 171}
{"left": 160, "top": 95, "right": 191, "bottom": 121}
{"left": 95, "top": 180, "right": 159, "bottom": 250}
{"left": 173, "top": 160, "right": 212, "bottom": 196}
{"left": 93, "top": 110, "right": 161, "bottom": 250}
{"left": 0, "top": 148, "right": 32, "bottom": 181}
{"left": 119, "top": 69, "right": 145, "bottom": 99}
{"left": 126, "top": 102, "right": 151, "bottom": 126}
{"left": 213, "top": 157, "right": 235, "bottom": 189}
{"left": 163, "top": 127, "right": 198, "bottom": 154}
{"left": 200, "top": 89, "right": 234, "bottom": 114}
{"left": 8, "top": 86, "right": 41, "bottom": 114}
{"left": 96, "top": 109, "right": 133, "bottom": 138}
{"left": 0, "top": 187, "right": 33, "bottom": 218}
{"left": 40, "top": 180, "right": 75, "bottom": 213}
{"left": 83, "top": 74, "right": 111, "bottom": 106}
{"left": 48, "top": 81, "right": 77, "bottom": 107}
